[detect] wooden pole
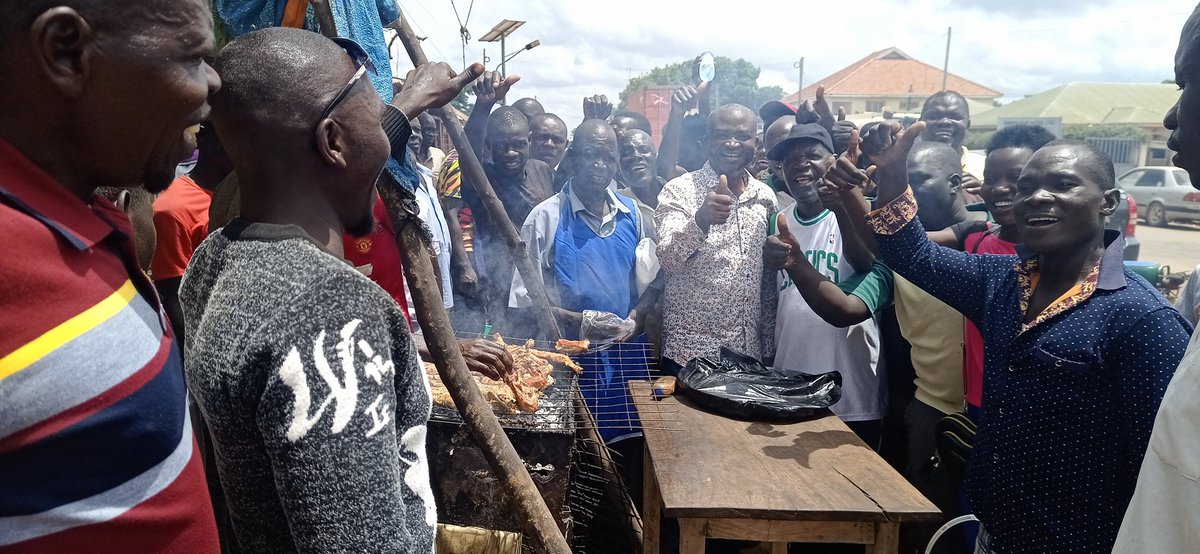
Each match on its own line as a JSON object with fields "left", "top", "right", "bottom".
{"left": 379, "top": 184, "right": 571, "bottom": 554}
{"left": 304, "top": 1, "right": 567, "bottom": 550}
{"left": 308, "top": 0, "right": 338, "bottom": 38}
{"left": 389, "top": 12, "right": 563, "bottom": 343}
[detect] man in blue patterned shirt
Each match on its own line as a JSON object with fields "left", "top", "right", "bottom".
{"left": 824, "top": 121, "right": 1193, "bottom": 553}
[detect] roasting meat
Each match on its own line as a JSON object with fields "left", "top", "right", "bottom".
{"left": 555, "top": 338, "right": 590, "bottom": 355}
{"left": 424, "top": 336, "right": 580, "bottom": 414}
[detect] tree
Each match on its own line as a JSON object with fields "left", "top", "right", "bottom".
{"left": 617, "top": 56, "right": 785, "bottom": 112}
{"left": 452, "top": 87, "right": 475, "bottom": 114}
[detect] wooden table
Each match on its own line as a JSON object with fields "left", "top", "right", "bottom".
{"left": 631, "top": 381, "right": 940, "bottom": 553}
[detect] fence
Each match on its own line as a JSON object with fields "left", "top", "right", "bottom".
{"left": 1086, "top": 137, "right": 1144, "bottom": 175}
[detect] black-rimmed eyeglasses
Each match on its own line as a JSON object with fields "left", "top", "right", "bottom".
{"left": 317, "top": 37, "right": 378, "bottom": 123}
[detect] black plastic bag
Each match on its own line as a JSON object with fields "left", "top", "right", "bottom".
{"left": 676, "top": 347, "right": 842, "bottom": 422}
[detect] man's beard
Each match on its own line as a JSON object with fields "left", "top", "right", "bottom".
{"left": 346, "top": 213, "right": 377, "bottom": 238}
{"left": 143, "top": 168, "right": 176, "bottom": 194}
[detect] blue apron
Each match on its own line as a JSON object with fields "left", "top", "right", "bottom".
{"left": 553, "top": 188, "right": 649, "bottom": 443}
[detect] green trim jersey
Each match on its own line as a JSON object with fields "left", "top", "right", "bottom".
{"left": 771, "top": 205, "right": 890, "bottom": 422}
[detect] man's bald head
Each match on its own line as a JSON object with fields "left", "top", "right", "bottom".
{"left": 487, "top": 106, "right": 529, "bottom": 137}
{"left": 1035, "top": 140, "right": 1116, "bottom": 191}
{"left": 909, "top": 141, "right": 962, "bottom": 173}
{"left": 574, "top": 119, "right": 618, "bottom": 149}
{"left": 764, "top": 116, "right": 797, "bottom": 158}
{"left": 512, "top": 97, "right": 544, "bottom": 120}
{"left": 708, "top": 104, "right": 756, "bottom": 134}
{"left": 611, "top": 111, "right": 652, "bottom": 136}
{"left": 213, "top": 27, "right": 390, "bottom": 238}
{"left": 212, "top": 28, "right": 356, "bottom": 145}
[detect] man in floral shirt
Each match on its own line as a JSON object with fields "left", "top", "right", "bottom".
{"left": 655, "top": 104, "right": 778, "bottom": 365}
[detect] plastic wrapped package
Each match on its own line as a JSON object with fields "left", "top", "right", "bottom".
{"left": 676, "top": 347, "right": 842, "bottom": 422}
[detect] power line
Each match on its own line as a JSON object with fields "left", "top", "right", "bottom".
{"left": 448, "top": 0, "right": 476, "bottom": 69}
{"left": 412, "top": 23, "right": 450, "bottom": 62}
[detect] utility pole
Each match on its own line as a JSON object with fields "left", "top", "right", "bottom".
{"left": 942, "top": 26, "right": 952, "bottom": 91}
{"left": 479, "top": 19, "right": 526, "bottom": 104}
{"left": 500, "top": 36, "right": 507, "bottom": 78}
{"left": 793, "top": 58, "right": 805, "bottom": 100}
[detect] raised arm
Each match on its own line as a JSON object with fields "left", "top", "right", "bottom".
{"left": 582, "top": 94, "right": 614, "bottom": 123}
{"left": 819, "top": 185, "right": 874, "bottom": 275}
{"left": 829, "top": 130, "right": 880, "bottom": 255}
{"left": 391, "top": 61, "right": 483, "bottom": 120}
{"left": 657, "top": 84, "right": 705, "bottom": 181}
{"left": 826, "top": 122, "right": 999, "bottom": 323}
{"left": 463, "top": 70, "right": 520, "bottom": 163}
{"left": 764, "top": 216, "right": 872, "bottom": 327}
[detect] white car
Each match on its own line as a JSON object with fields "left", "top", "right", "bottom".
{"left": 1116, "top": 167, "right": 1200, "bottom": 227}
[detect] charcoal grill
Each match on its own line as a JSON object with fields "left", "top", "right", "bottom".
{"left": 426, "top": 360, "right": 579, "bottom": 537}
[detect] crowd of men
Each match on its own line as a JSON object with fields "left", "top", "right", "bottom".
{"left": 3, "top": 0, "right": 1200, "bottom": 553}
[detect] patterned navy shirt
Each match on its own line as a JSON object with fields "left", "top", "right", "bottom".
{"left": 869, "top": 188, "right": 1193, "bottom": 553}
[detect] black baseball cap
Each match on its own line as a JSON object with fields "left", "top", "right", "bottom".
{"left": 766, "top": 123, "right": 834, "bottom": 161}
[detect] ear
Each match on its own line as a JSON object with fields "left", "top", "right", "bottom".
{"left": 1099, "top": 187, "right": 1121, "bottom": 217}
{"left": 30, "top": 7, "right": 95, "bottom": 98}
{"left": 948, "top": 173, "right": 962, "bottom": 193}
{"left": 965, "top": 118, "right": 972, "bottom": 131}
{"left": 315, "top": 118, "right": 348, "bottom": 169}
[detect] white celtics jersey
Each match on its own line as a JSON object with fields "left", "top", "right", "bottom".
{"left": 772, "top": 205, "right": 885, "bottom": 422}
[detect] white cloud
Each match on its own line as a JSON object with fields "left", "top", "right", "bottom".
{"left": 391, "top": 0, "right": 1190, "bottom": 124}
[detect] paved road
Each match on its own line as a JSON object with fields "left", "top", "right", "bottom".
{"left": 1134, "top": 222, "right": 1200, "bottom": 275}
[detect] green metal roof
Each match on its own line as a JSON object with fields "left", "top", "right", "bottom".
{"left": 972, "top": 83, "right": 1179, "bottom": 127}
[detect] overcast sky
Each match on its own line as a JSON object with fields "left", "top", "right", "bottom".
{"left": 389, "top": 0, "right": 1192, "bottom": 124}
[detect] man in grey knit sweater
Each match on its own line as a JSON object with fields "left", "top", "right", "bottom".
{"left": 181, "top": 28, "right": 479, "bottom": 552}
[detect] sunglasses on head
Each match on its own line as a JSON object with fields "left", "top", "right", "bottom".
{"left": 317, "top": 37, "right": 378, "bottom": 123}
{"left": 318, "top": 37, "right": 414, "bottom": 158}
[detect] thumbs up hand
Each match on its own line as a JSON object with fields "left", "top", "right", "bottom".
{"left": 823, "top": 129, "right": 878, "bottom": 192}
{"left": 763, "top": 215, "right": 800, "bottom": 271}
{"left": 697, "top": 174, "right": 736, "bottom": 232}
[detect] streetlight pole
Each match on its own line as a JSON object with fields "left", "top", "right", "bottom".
{"left": 942, "top": 26, "right": 952, "bottom": 91}
{"left": 794, "top": 58, "right": 804, "bottom": 101}
{"left": 502, "top": 40, "right": 541, "bottom": 65}
{"left": 480, "top": 19, "right": 526, "bottom": 79}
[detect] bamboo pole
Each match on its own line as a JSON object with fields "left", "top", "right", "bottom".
{"left": 389, "top": 12, "right": 563, "bottom": 343}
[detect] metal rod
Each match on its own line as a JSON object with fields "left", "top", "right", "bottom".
{"left": 391, "top": 13, "right": 562, "bottom": 343}
{"left": 942, "top": 26, "right": 952, "bottom": 91}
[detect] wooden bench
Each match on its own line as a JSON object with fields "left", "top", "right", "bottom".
{"left": 631, "top": 381, "right": 940, "bottom": 553}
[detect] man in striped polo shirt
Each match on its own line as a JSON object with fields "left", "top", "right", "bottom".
{"left": 0, "top": 0, "right": 222, "bottom": 551}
